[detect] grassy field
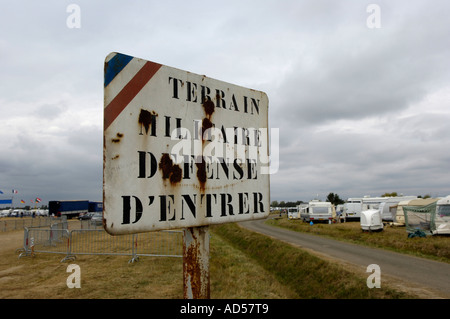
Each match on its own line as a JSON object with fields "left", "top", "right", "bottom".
{"left": 266, "top": 216, "right": 450, "bottom": 263}
{"left": 0, "top": 228, "right": 297, "bottom": 299}
{"left": 0, "top": 221, "right": 420, "bottom": 299}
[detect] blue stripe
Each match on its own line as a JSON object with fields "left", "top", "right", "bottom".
{"left": 104, "top": 53, "right": 134, "bottom": 87}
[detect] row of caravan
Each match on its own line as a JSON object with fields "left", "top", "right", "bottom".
{"left": 1, "top": 209, "right": 49, "bottom": 217}
{"left": 286, "top": 196, "right": 421, "bottom": 223}
{"left": 342, "top": 195, "right": 418, "bottom": 221}
{"left": 285, "top": 195, "right": 450, "bottom": 235}
{"left": 286, "top": 196, "right": 421, "bottom": 224}
{"left": 351, "top": 195, "right": 450, "bottom": 235}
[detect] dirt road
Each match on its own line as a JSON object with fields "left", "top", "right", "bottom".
{"left": 240, "top": 219, "right": 450, "bottom": 299}
{"left": 0, "top": 230, "right": 23, "bottom": 254}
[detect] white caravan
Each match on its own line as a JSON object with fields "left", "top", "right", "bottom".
{"left": 0, "top": 210, "right": 11, "bottom": 217}
{"left": 379, "top": 196, "right": 418, "bottom": 221}
{"left": 343, "top": 196, "right": 387, "bottom": 221}
{"left": 433, "top": 195, "right": 450, "bottom": 235}
{"left": 300, "top": 200, "right": 334, "bottom": 223}
{"left": 287, "top": 207, "right": 300, "bottom": 219}
{"left": 360, "top": 209, "right": 384, "bottom": 232}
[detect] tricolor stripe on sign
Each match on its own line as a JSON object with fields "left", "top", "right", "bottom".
{"left": 104, "top": 53, "right": 162, "bottom": 130}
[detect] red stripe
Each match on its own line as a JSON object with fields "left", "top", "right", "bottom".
{"left": 104, "top": 61, "right": 162, "bottom": 130}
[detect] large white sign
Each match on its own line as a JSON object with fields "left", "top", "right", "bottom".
{"left": 103, "top": 52, "right": 270, "bottom": 235}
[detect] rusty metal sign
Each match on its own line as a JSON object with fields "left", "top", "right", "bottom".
{"left": 103, "top": 52, "right": 270, "bottom": 235}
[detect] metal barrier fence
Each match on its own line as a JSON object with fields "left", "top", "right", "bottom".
{"left": 18, "top": 223, "right": 182, "bottom": 263}
{"left": 1, "top": 216, "right": 67, "bottom": 232}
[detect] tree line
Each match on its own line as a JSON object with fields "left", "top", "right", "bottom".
{"left": 271, "top": 192, "right": 345, "bottom": 208}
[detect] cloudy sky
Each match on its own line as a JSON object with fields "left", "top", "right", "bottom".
{"left": 1, "top": 0, "right": 449, "bottom": 207}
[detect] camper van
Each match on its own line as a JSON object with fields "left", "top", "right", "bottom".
{"left": 379, "top": 196, "right": 417, "bottom": 221}
{"left": 433, "top": 195, "right": 450, "bottom": 235}
{"left": 343, "top": 196, "right": 387, "bottom": 221}
{"left": 395, "top": 198, "right": 440, "bottom": 226}
{"left": 300, "top": 200, "right": 334, "bottom": 223}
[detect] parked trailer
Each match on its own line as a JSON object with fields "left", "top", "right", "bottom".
{"left": 379, "top": 196, "right": 417, "bottom": 221}
{"left": 300, "top": 200, "right": 334, "bottom": 223}
{"left": 49, "top": 200, "right": 90, "bottom": 219}
{"left": 360, "top": 209, "right": 384, "bottom": 232}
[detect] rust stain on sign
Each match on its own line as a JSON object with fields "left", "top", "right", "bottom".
{"left": 202, "top": 98, "right": 215, "bottom": 117}
{"left": 195, "top": 158, "right": 207, "bottom": 191}
{"left": 111, "top": 132, "right": 124, "bottom": 143}
{"left": 159, "top": 153, "right": 182, "bottom": 184}
{"left": 201, "top": 99, "right": 215, "bottom": 140}
{"left": 201, "top": 118, "right": 213, "bottom": 138}
{"left": 198, "top": 96, "right": 217, "bottom": 191}
{"left": 138, "top": 108, "right": 157, "bottom": 135}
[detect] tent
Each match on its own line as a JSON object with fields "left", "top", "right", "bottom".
{"left": 402, "top": 195, "right": 450, "bottom": 235}
{"left": 395, "top": 198, "right": 439, "bottom": 226}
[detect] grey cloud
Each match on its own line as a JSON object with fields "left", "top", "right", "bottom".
{"left": 1, "top": 0, "right": 450, "bottom": 206}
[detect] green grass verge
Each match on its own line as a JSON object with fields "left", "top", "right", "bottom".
{"left": 211, "top": 223, "right": 417, "bottom": 299}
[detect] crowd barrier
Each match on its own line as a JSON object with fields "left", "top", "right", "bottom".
{"left": 17, "top": 222, "right": 183, "bottom": 263}
{"left": 1, "top": 216, "right": 67, "bottom": 232}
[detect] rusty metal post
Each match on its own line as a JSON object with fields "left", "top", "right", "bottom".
{"left": 183, "top": 226, "right": 210, "bottom": 299}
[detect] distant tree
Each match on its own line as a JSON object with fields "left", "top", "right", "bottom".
{"left": 381, "top": 192, "right": 398, "bottom": 197}
{"left": 272, "top": 200, "right": 305, "bottom": 208}
{"left": 326, "top": 193, "right": 345, "bottom": 206}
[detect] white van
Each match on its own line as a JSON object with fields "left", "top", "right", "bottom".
{"left": 300, "top": 200, "right": 334, "bottom": 223}
{"left": 433, "top": 195, "right": 450, "bottom": 235}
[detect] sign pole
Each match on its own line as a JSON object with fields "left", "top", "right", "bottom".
{"left": 183, "top": 226, "right": 210, "bottom": 299}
